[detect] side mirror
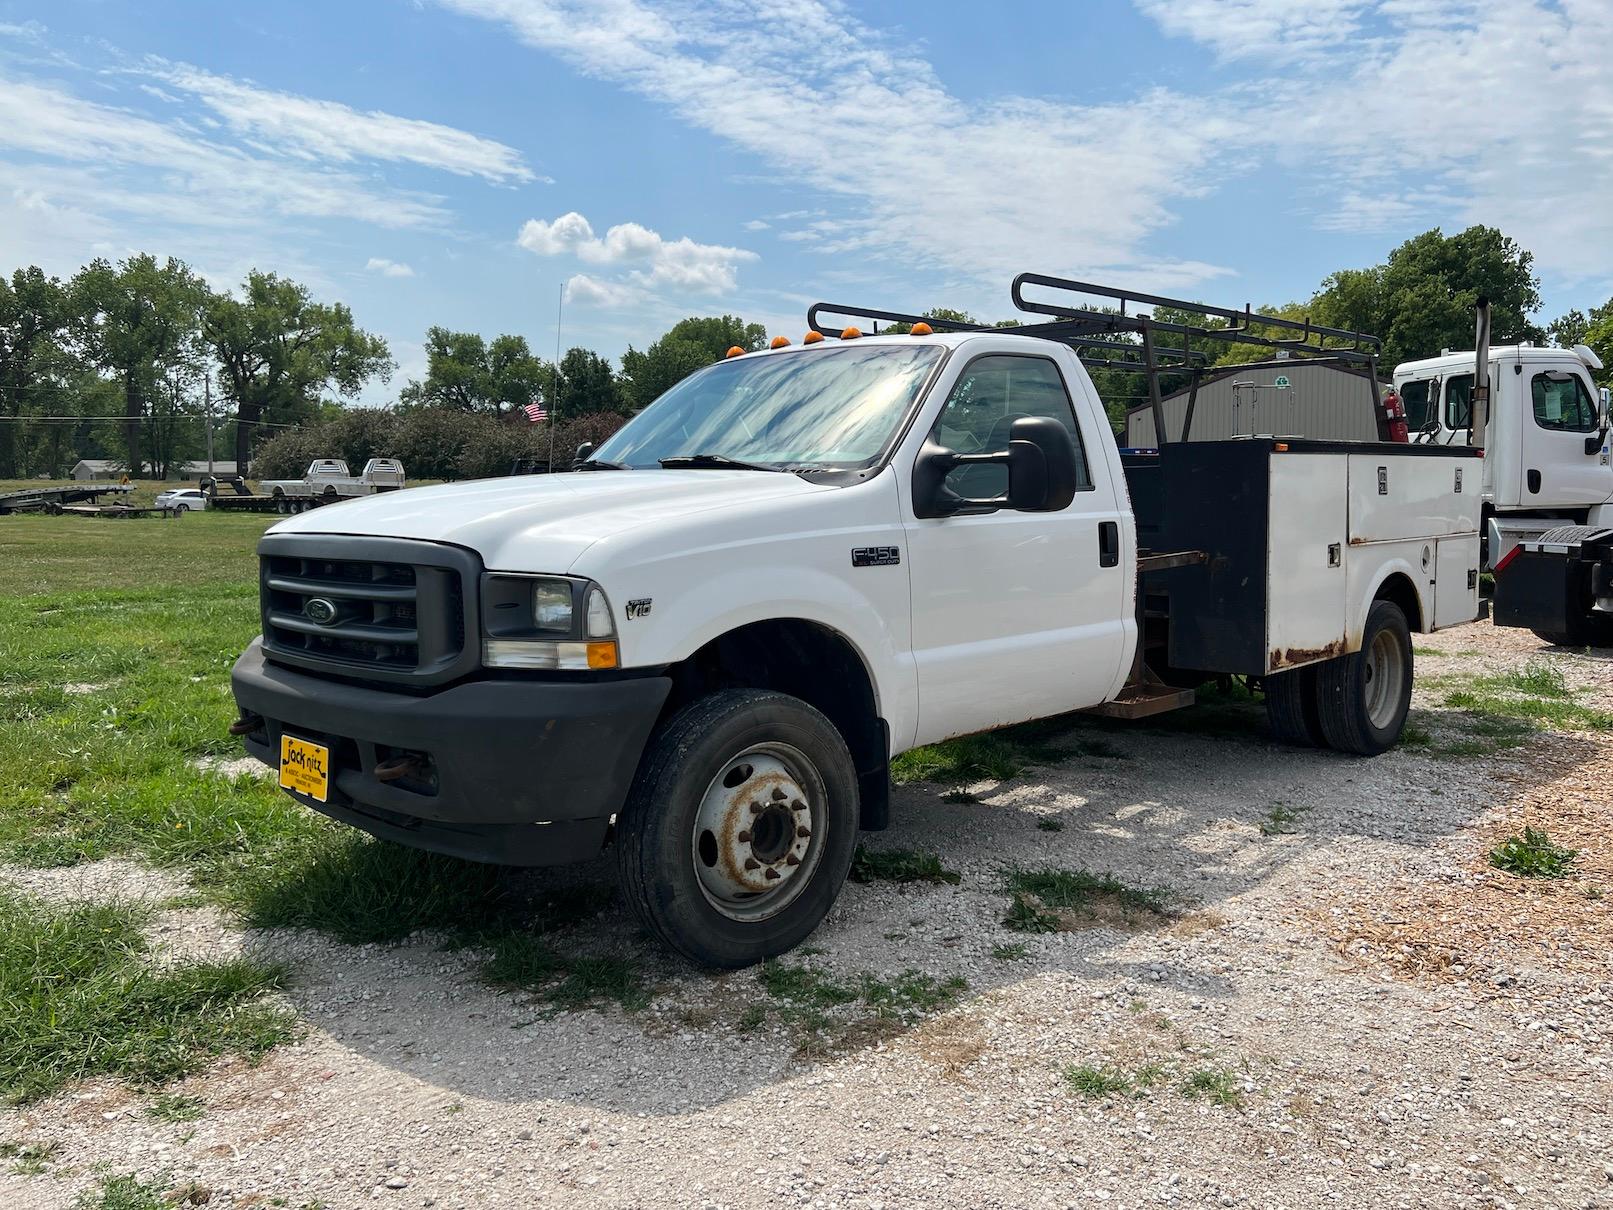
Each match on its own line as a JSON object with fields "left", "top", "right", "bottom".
{"left": 572, "top": 441, "right": 595, "bottom": 469}
{"left": 912, "top": 416, "right": 1079, "bottom": 519}
{"left": 1590, "top": 388, "right": 1612, "bottom": 456}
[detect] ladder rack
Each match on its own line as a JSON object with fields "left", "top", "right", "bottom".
{"left": 806, "top": 273, "right": 1389, "bottom": 444}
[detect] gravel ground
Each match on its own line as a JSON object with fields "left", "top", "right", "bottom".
{"left": 3, "top": 621, "right": 1610, "bottom": 1209}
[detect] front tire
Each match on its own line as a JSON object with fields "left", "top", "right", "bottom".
{"left": 615, "top": 689, "right": 859, "bottom": 968}
{"left": 1316, "top": 601, "right": 1413, "bottom": 755}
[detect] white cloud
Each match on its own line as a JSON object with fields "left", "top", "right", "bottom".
{"left": 1133, "top": 0, "right": 1369, "bottom": 63}
{"left": 743, "top": 219, "right": 770, "bottom": 232}
{"left": 366, "top": 257, "right": 416, "bottom": 277}
{"left": 1142, "top": 0, "right": 1613, "bottom": 284}
{"left": 518, "top": 211, "right": 758, "bottom": 299}
{"left": 0, "top": 20, "right": 46, "bottom": 41}
{"left": 148, "top": 62, "right": 538, "bottom": 185}
{"left": 439, "top": 0, "right": 1240, "bottom": 292}
{"left": 564, "top": 273, "right": 640, "bottom": 307}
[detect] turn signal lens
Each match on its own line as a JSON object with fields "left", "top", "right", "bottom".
{"left": 769, "top": 335, "right": 791, "bottom": 349}
{"left": 841, "top": 326, "right": 862, "bottom": 339}
{"left": 803, "top": 331, "right": 825, "bottom": 344}
{"left": 725, "top": 345, "right": 745, "bottom": 358}
{"left": 586, "top": 641, "right": 619, "bottom": 669}
{"left": 910, "top": 321, "right": 933, "bottom": 335}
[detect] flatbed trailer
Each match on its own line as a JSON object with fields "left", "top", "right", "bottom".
{"left": 57, "top": 502, "right": 181, "bottom": 519}
{"left": 0, "top": 483, "right": 135, "bottom": 515}
{"left": 201, "top": 476, "right": 343, "bottom": 514}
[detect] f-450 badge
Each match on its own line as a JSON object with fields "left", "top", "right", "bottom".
{"left": 851, "top": 546, "right": 901, "bottom": 568}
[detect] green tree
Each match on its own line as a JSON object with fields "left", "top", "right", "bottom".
{"left": 70, "top": 254, "right": 210, "bottom": 476}
{"left": 556, "top": 346, "right": 622, "bottom": 417}
{"left": 1548, "top": 298, "right": 1613, "bottom": 385}
{"left": 1310, "top": 226, "right": 1544, "bottom": 368}
{"left": 205, "top": 271, "right": 393, "bottom": 471}
{"left": 398, "top": 327, "right": 550, "bottom": 417}
{"left": 0, "top": 267, "right": 72, "bottom": 478}
{"left": 619, "top": 315, "right": 767, "bottom": 412}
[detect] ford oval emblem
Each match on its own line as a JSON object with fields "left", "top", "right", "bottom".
{"left": 303, "top": 597, "right": 339, "bottom": 626}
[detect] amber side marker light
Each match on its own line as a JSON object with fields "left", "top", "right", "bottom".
{"left": 586, "top": 641, "right": 619, "bottom": 670}
{"left": 1274, "top": 442, "right": 1290, "bottom": 452}
{"left": 910, "top": 321, "right": 933, "bottom": 335}
{"left": 841, "top": 326, "right": 862, "bottom": 339}
{"left": 803, "top": 330, "right": 825, "bottom": 344}
{"left": 770, "top": 335, "right": 791, "bottom": 349}
{"left": 725, "top": 345, "right": 745, "bottom": 358}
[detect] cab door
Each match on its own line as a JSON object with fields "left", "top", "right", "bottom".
{"left": 1518, "top": 366, "right": 1612, "bottom": 509}
{"left": 899, "top": 351, "right": 1129, "bottom": 746}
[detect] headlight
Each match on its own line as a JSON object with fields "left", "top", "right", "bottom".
{"left": 480, "top": 573, "right": 618, "bottom": 670}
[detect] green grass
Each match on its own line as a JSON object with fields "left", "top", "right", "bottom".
{"left": 1004, "top": 867, "right": 1172, "bottom": 928}
{"left": 145, "top": 1094, "right": 205, "bottom": 1123}
{"left": 1035, "top": 817, "right": 1064, "bottom": 832}
{"left": 1064, "top": 1063, "right": 1133, "bottom": 1098}
{"left": 481, "top": 934, "right": 651, "bottom": 1012}
{"left": 0, "top": 891, "right": 293, "bottom": 1104}
{"left": 1181, "top": 1066, "right": 1245, "bottom": 1108}
{"left": 891, "top": 718, "right": 1127, "bottom": 787}
{"left": 74, "top": 1172, "right": 173, "bottom": 1210}
{"left": 1002, "top": 892, "right": 1060, "bottom": 934}
{"left": 1259, "top": 802, "right": 1306, "bottom": 836}
{"left": 1, "top": 1139, "right": 60, "bottom": 1175}
{"left": 754, "top": 960, "right": 967, "bottom": 1046}
{"left": 991, "top": 941, "right": 1029, "bottom": 961}
{"left": 850, "top": 846, "right": 961, "bottom": 886}
{"left": 1476, "top": 660, "right": 1570, "bottom": 699}
{"left": 1488, "top": 827, "right": 1579, "bottom": 879}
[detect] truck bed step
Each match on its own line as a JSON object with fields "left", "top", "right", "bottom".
{"left": 1083, "top": 683, "right": 1195, "bottom": 720}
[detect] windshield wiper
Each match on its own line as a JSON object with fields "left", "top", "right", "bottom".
{"left": 658, "top": 453, "right": 780, "bottom": 472}
{"left": 574, "top": 458, "right": 629, "bottom": 471}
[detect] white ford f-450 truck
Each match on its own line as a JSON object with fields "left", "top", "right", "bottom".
{"left": 259, "top": 458, "right": 406, "bottom": 505}
{"left": 230, "top": 275, "right": 1482, "bottom": 967}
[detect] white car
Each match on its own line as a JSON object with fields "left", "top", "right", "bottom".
{"left": 155, "top": 488, "right": 208, "bottom": 513}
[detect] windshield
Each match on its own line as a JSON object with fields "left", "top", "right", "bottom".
{"left": 591, "top": 344, "right": 944, "bottom": 470}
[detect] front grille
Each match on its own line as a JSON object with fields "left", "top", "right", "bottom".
{"left": 258, "top": 535, "right": 479, "bottom": 685}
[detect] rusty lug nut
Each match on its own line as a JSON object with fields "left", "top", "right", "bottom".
{"left": 749, "top": 802, "right": 763, "bottom": 814}
{"left": 771, "top": 787, "right": 788, "bottom": 801}
{"left": 764, "top": 867, "right": 781, "bottom": 880}
{"left": 790, "top": 799, "right": 807, "bottom": 812}
{"left": 743, "top": 857, "right": 761, "bottom": 871}
{"left": 737, "top": 830, "right": 751, "bottom": 843}
{"left": 785, "top": 854, "right": 801, "bottom": 866}
{"left": 796, "top": 825, "right": 811, "bottom": 838}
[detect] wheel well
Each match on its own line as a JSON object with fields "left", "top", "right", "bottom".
{"left": 1373, "top": 572, "right": 1424, "bottom": 632}
{"left": 661, "top": 619, "right": 890, "bottom": 829}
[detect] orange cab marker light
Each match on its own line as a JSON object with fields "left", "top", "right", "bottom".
{"left": 586, "top": 641, "right": 619, "bottom": 670}
{"left": 841, "top": 326, "right": 862, "bottom": 339}
{"left": 803, "top": 330, "right": 825, "bottom": 344}
{"left": 725, "top": 345, "right": 745, "bottom": 358}
{"left": 910, "top": 321, "right": 933, "bottom": 336}
{"left": 770, "top": 335, "right": 791, "bottom": 349}
{"left": 1273, "top": 442, "right": 1289, "bottom": 452}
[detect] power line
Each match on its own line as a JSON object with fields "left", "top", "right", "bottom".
{"left": 0, "top": 415, "right": 300, "bottom": 427}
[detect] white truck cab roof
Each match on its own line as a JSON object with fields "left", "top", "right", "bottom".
{"left": 1395, "top": 344, "right": 1600, "bottom": 378}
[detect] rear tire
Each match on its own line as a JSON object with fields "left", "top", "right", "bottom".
{"left": 1316, "top": 601, "right": 1413, "bottom": 755}
{"left": 615, "top": 689, "right": 859, "bottom": 969}
{"left": 1264, "top": 665, "right": 1325, "bottom": 747}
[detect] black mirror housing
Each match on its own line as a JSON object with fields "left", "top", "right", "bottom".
{"left": 911, "top": 415, "right": 1080, "bottom": 518}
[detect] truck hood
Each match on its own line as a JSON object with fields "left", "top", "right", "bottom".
{"left": 266, "top": 471, "right": 838, "bottom": 572}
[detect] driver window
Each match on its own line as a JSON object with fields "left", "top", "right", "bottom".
{"left": 1443, "top": 374, "right": 1473, "bottom": 432}
{"left": 1399, "top": 379, "right": 1434, "bottom": 431}
{"left": 1532, "top": 371, "right": 1598, "bottom": 433}
{"left": 930, "top": 355, "right": 1093, "bottom": 499}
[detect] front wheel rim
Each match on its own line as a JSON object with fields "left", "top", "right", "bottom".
{"left": 691, "top": 741, "right": 827, "bottom": 923}
{"left": 1363, "top": 628, "right": 1406, "bottom": 730}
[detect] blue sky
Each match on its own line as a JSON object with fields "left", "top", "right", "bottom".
{"left": 3, "top": 0, "right": 1610, "bottom": 401}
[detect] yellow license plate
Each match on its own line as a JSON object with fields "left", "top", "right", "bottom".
{"left": 279, "top": 735, "right": 330, "bottom": 803}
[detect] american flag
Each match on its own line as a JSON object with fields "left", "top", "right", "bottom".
{"left": 522, "top": 400, "right": 548, "bottom": 424}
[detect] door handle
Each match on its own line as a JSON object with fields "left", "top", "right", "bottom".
{"left": 1099, "top": 521, "right": 1119, "bottom": 568}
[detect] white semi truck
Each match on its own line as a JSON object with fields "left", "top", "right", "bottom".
{"left": 229, "top": 275, "right": 1482, "bottom": 967}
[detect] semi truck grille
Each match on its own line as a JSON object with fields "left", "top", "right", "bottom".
{"left": 257, "top": 535, "right": 478, "bottom": 686}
